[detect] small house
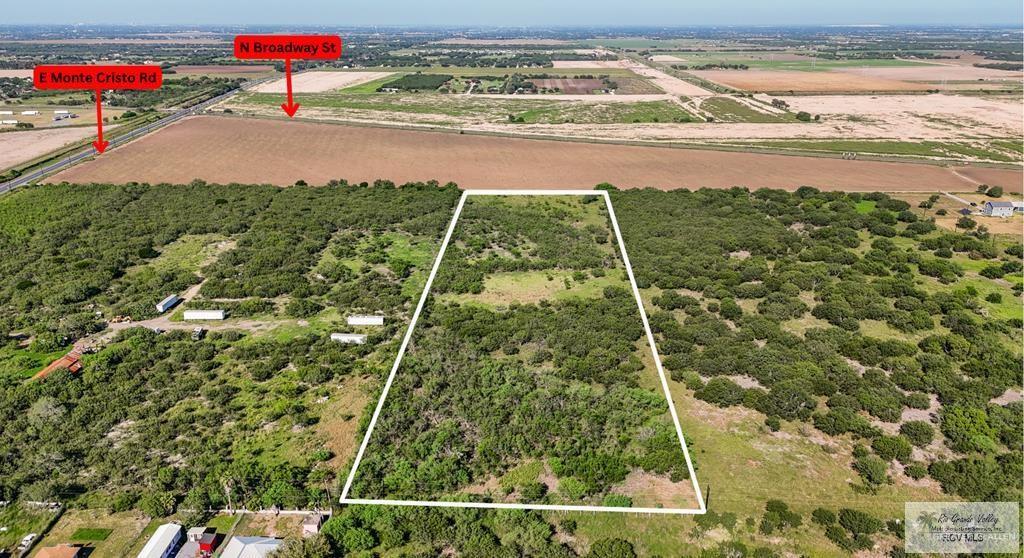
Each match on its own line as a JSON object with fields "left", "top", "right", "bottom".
{"left": 186, "top": 527, "right": 207, "bottom": 542}
{"left": 33, "top": 350, "right": 83, "bottom": 380}
{"left": 183, "top": 309, "right": 225, "bottom": 321}
{"left": 331, "top": 333, "right": 367, "bottom": 344}
{"left": 347, "top": 315, "right": 384, "bottom": 326}
{"left": 21, "top": 110, "right": 40, "bottom": 115}
{"left": 198, "top": 533, "right": 217, "bottom": 554}
{"left": 1012, "top": 201, "right": 1024, "bottom": 213}
{"left": 301, "top": 513, "right": 323, "bottom": 538}
{"left": 54, "top": 110, "right": 70, "bottom": 115}
{"left": 156, "top": 294, "right": 181, "bottom": 313}
{"left": 0, "top": 120, "right": 17, "bottom": 125}
{"left": 0, "top": 110, "right": 13, "bottom": 115}
{"left": 137, "top": 523, "right": 183, "bottom": 558}
{"left": 982, "top": 201, "right": 1014, "bottom": 218}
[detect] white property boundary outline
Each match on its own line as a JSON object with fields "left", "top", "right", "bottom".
{"left": 339, "top": 189, "right": 706, "bottom": 515}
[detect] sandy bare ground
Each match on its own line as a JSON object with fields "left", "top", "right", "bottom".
{"left": 0, "top": 69, "right": 32, "bottom": 78}
{"left": 223, "top": 92, "right": 1021, "bottom": 144}
{"left": 0, "top": 127, "right": 98, "bottom": 171}
{"left": 628, "top": 63, "right": 715, "bottom": 97}
{"left": 693, "top": 70, "right": 931, "bottom": 92}
{"left": 837, "top": 65, "right": 1023, "bottom": 83}
{"left": 554, "top": 59, "right": 715, "bottom": 96}
{"left": 781, "top": 94, "right": 1022, "bottom": 136}
{"left": 254, "top": 71, "right": 394, "bottom": 93}
{"left": 49, "top": 116, "right": 1022, "bottom": 192}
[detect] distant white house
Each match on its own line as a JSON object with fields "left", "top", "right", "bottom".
{"left": 0, "top": 120, "right": 17, "bottom": 125}
{"left": 331, "top": 333, "right": 367, "bottom": 344}
{"left": 0, "top": 110, "right": 13, "bottom": 115}
{"left": 1012, "top": 201, "right": 1024, "bottom": 213}
{"left": 137, "top": 523, "right": 182, "bottom": 558}
{"left": 54, "top": 110, "right": 70, "bottom": 115}
{"left": 219, "top": 536, "right": 282, "bottom": 558}
{"left": 156, "top": 294, "right": 181, "bottom": 313}
{"left": 347, "top": 314, "right": 384, "bottom": 326}
{"left": 982, "top": 201, "right": 1014, "bottom": 218}
{"left": 20, "top": 110, "right": 39, "bottom": 115}
{"left": 183, "top": 309, "right": 225, "bottom": 321}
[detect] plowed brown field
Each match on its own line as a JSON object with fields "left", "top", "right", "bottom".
{"left": 49, "top": 116, "right": 1022, "bottom": 193}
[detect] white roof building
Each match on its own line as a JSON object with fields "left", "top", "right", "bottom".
{"left": 183, "top": 309, "right": 225, "bottom": 321}
{"left": 20, "top": 110, "right": 39, "bottom": 115}
{"left": 347, "top": 314, "right": 384, "bottom": 326}
{"left": 982, "top": 201, "right": 1014, "bottom": 218}
{"left": 156, "top": 294, "right": 181, "bottom": 313}
{"left": 331, "top": 333, "right": 367, "bottom": 344}
{"left": 0, "top": 120, "right": 17, "bottom": 125}
{"left": 137, "top": 523, "right": 183, "bottom": 558}
{"left": 219, "top": 536, "right": 283, "bottom": 558}
{"left": 0, "top": 110, "right": 13, "bottom": 115}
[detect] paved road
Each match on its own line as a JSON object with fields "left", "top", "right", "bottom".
{"left": 0, "top": 79, "right": 267, "bottom": 195}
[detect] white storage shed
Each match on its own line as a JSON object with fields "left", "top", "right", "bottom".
{"left": 331, "top": 333, "right": 367, "bottom": 344}
{"left": 156, "top": 294, "right": 181, "bottom": 313}
{"left": 347, "top": 315, "right": 385, "bottom": 326}
{"left": 183, "top": 309, "right": 225, "bottom": 321}
{"left": 136, "top": 523, "right": 182, "bottom": 558}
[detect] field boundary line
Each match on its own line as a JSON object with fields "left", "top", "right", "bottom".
{"left": 339, "top": 188, "right": 706, "bottom": 515}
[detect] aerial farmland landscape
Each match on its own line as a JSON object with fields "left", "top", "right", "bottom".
{"left": 0, "top": 1, "right": 1022, "bottom": 557}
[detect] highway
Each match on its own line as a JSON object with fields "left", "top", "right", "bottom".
{"left": 0, "top": 80, "right": 263, "bottom": 195}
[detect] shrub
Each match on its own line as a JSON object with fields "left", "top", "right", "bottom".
{"left": 838, "top": 508, "right": 884, "bottom": 536}
{"left": 871, "top": 435, "right": 913, "bottom": 463}
{"left": 587, "top": 538, "right": 637, "bottom": 558}
{"left": 899, "top": 421, "right": 935, "bottom": 447}
{"left": 695, "top": 377, "right": 745, "bottom": 407}
{"left": 904, "top": 463, "right": 928, "bottom": 480}
{"left": 812, "top": 508, "right": 837, "bottom": 525}
{"left": 854, "top": 454, "right": 889, "bottom": 486}
{"left": 759, "top": 500, "right": 802, "bottom": 534}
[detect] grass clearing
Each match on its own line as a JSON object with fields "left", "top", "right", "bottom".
{"left": 31, "top": 509, "right": 149, "bottom": 558}
{"left": 700, "top": 96, "right": 794, "bottom": 123}
{"left": 439, "top": 269, "right": 629, "bottom": 307}
{"left": 0, "top": 504, "right": 58, "bottom": 553}
{"left": 514, "top": 100, "right": 697, "bottom": 124}
{"left": 70, "top": 527, "right": 112, "bottom": 541}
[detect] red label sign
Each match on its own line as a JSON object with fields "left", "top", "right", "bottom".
{"left": 33, "top": 65, "right": 163, "bottom": 90}
{"left": 234, "top": 34, "right": 342, "bottom": 60}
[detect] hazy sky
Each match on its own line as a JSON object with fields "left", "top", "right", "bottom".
{"left": 5, "top": 0, "right": 1021, "bottom": 26}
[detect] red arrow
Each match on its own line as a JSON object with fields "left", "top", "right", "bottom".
{"left": 93, "top": 89, "right": 109, "bottom": 153}
{"left": 280, "top": 58, "right": 299, "bottom": 117}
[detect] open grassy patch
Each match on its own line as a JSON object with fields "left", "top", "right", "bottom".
{"left": 70, "top": 528, "right": 112, "bottom": 541}
{"left": 700, "top": 96, "right": 794, "bottom": 123}
{"left": 33, "top": 509, "right": 149, "bottom": 558}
